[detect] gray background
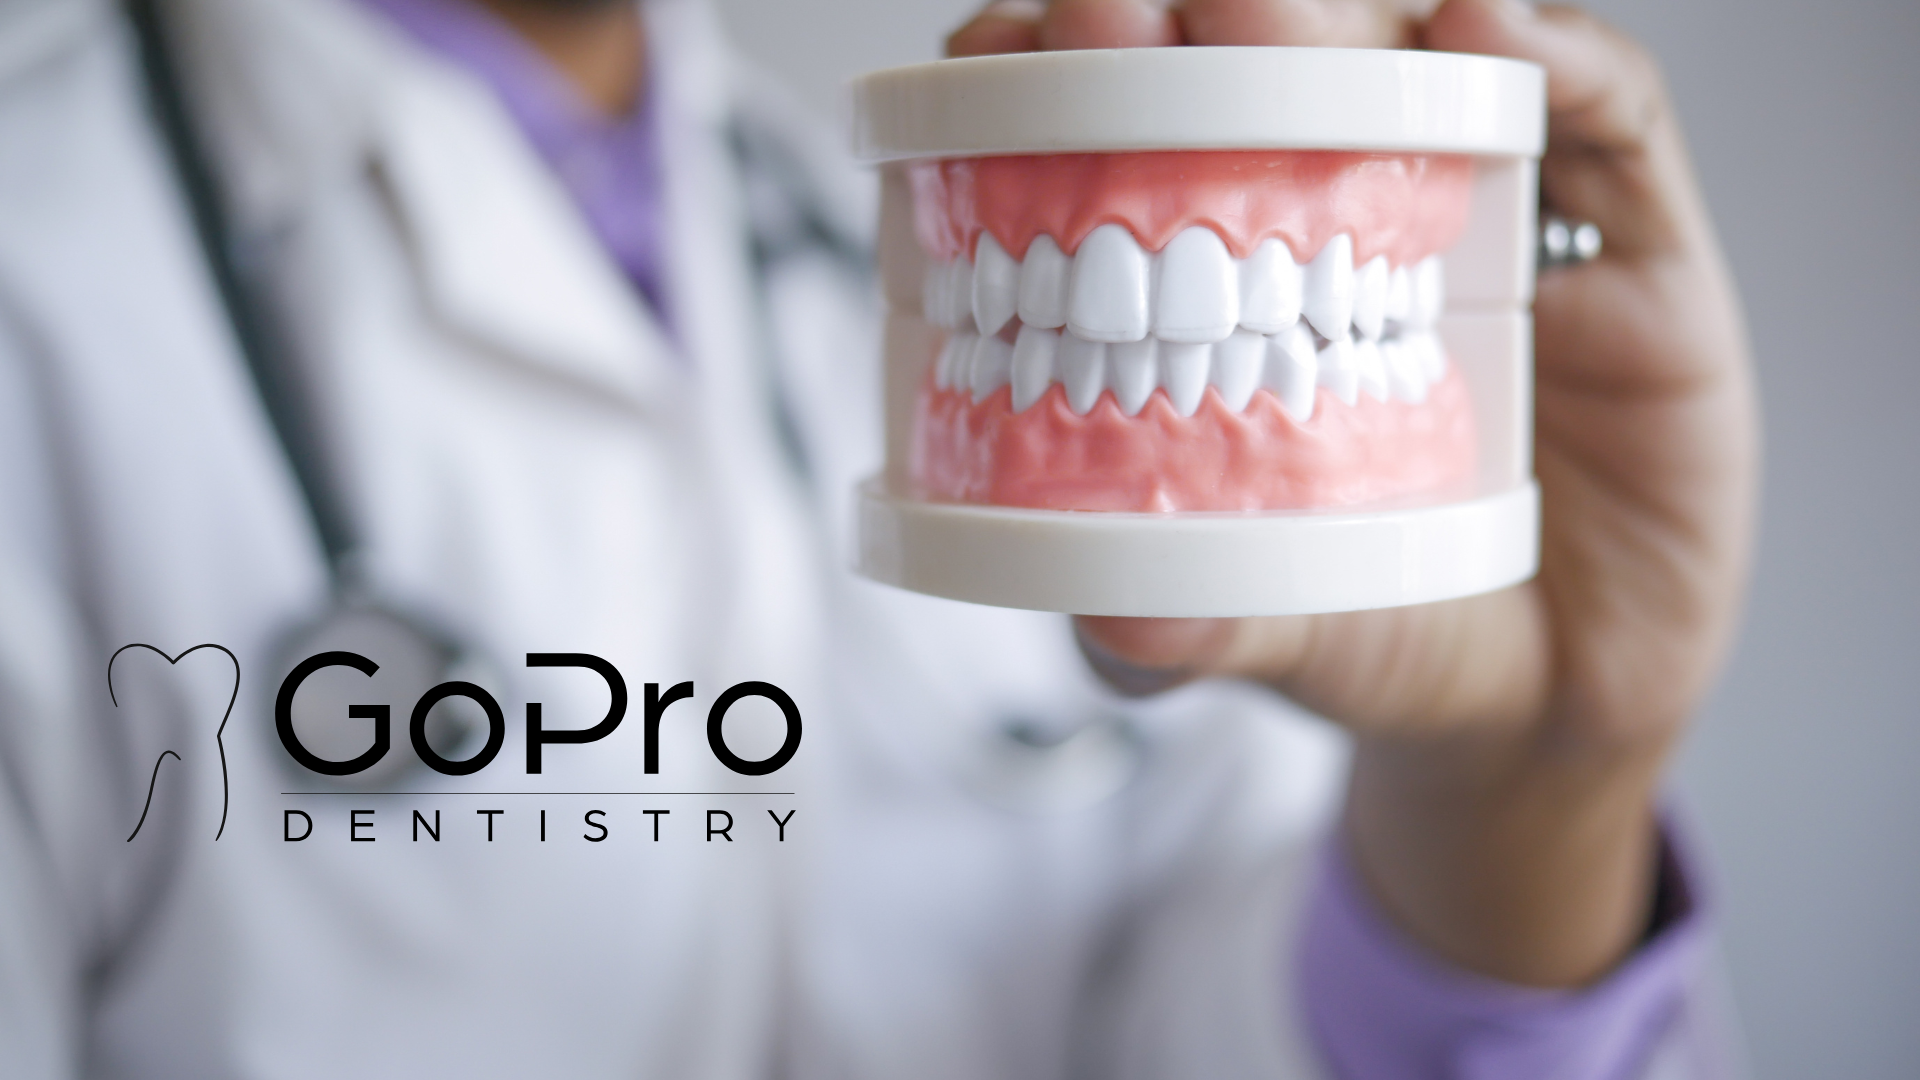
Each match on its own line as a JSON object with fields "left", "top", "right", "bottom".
{"left": 708, "top": 0, "right": 1920, "bottom": 1075}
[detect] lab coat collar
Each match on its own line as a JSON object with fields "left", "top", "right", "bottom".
{"left": 191, "top": 0, "right": 685, "bottom": 408}
{"left": 372, "top": 60, "right": 678, "bottom": 406}
{"left": 636, "top": 0, "right": 761, "bottom": 398}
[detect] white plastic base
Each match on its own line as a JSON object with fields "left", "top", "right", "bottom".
{"left": 855, "top": 480, "right": 1539, "bottom": 617}
{"left": 854, "top": 48, "right": 1545, "bottom": 160}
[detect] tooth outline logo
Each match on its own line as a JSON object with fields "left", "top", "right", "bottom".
{"left": 109, "top": 643, "right": 238, "bottom": 842}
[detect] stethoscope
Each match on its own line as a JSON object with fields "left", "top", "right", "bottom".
{"left": 127, "top": 0, "right": 498, "bottom": 786}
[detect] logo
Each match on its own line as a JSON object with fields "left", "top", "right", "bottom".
{"left": 114, "top": 644, "right": 801, "bottom": 846}
{"left": 110, "top": 643, "right": 238, "bottom": 842}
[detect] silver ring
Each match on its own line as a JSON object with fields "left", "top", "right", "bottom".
{"left": 1539, "top": 213, "right": 1603, "bottom": 270}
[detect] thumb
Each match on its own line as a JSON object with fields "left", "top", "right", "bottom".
{"left": 1075, "top": 616, "right": 1318, "bottom": 698}
{"left": 1073, "top": 617, "right": 1240, "bottom": 696}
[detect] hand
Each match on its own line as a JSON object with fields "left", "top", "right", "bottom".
{"left": 948, "top": 0, "right": 1757, "bottom": 987}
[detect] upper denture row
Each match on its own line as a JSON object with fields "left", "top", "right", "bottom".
{"left": 923, "top": 225, "right": 1444, "bottom": 347}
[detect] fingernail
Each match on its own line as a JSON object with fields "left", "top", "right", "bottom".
{"left": 1075, "top": 624, "right": 1195, "bottom": 697}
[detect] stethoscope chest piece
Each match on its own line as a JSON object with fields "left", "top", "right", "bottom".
{"left": 272, "top": 595, "right": 505, "bottom": 789}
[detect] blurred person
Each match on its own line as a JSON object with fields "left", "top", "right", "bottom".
{"left": 0, "top": 0, "right": 1754, "bottom": 1077}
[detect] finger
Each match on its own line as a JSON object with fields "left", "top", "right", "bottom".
{"left": 1426, "top": 0, "right": 1659, "bottom": 153}
{"left": 1423, "top": 0, "right": 1710, "bottom": 260}
{"left": 948, "top": 0, "right": 1047, "bottom": 56}
{"left": 1175, "top": 0, "right": 1430, "bottom": 48}
{"left": 1074, "top": 616, "right": 1240, "bottom": 696}
{"left": 1272, "top": 593, "right": 1549, "bottom": 734}
{"left": 1040, "top": 0, "right": 1181, "bottom": 50}
{"left": 1079, "top": 588, "right": 1547, "bottom": 733}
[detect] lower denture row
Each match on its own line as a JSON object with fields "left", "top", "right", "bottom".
{"left": 912, "top": 364, "right": 1478, "bottom": 513}
{"left": 936, "top": 323, "right": 1449, "bottom": 421}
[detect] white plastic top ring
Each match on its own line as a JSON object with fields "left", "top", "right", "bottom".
{"left": 852, "top": 47, "right": 1546, "bottom": 161}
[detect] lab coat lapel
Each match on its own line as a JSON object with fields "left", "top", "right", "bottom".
{"left": 372, "top": 61, "right": 678, "bottom": 407}
{"left": 190, "top": 0, "right": 681, "bottom": 405}
{"left": 648, "top": 0, "right": 751, "bottom": 386}
{"left": 645, "top": 0, "right": 832, "bottom": 696}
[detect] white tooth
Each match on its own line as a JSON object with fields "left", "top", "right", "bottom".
{"left": 1160, "top": 341, "right": 1210, "bottom": 417}
{"left": 925, "top": 260, "right": 965, "bottom": 329}
{"left": 931, "top": 258, "right": 974, "bottom": 329}
{"left": 1265, "top": 325, "right": 1319, "bottom": 422}
{"left": 1398, "top": 330, "right": 1426, "bottom": 383}
{"left": 1011, "top": 325, "right": 1058, "bottom": 412}
{"left": 1383, "top": 338, "right": 1427, "bottom": 404}
{"left": 1057, "top": 334, "right": 1107, "bottom": 415}
{"left": 955, "top": 260, "right": 978, "bottom": 328}
{"left": 944, "top": 259, "right": 975, "bottom": 328}
{"left": 968, "top": 333, "right": 1013, "bottom": 403}
{"left": 1303, "top": 234, "right": 1354, "bottom": 341}
{"left": 1017, "top": 234, "right": 1071, "bottom": 330}
{"left": 1109, "top": 338, "right": 1157, "bottom": 416}
{"left": 1353, "top": 255, "right": 1389, "bottom": 341}
{"left": 935, "top": 331, "right": 972, "bottom": 389}
{"left": 1239, "top": 237, "right": 1303, "bottom": 334}
{"left": 1385, "top": 264, "right": 1413, "bottom": 325}
{"left": 1068, "top": 224, "right": 1151, "bottom": 343}
{"left": 1315, "top": 334, "right": 1359, "bottom": 407}
{"left": 1152, "top": 226, "right": 1238, "bottom": 344}
{"left": 1211, "top": 328, "right": 1264, "bottom": 413}
{"left": 971, "top": 233, "right": 1020, "bottom": 337}
{"left": 1354, "top": 337, "right": 1390, "bottom": 402}
{"left": 1412, "top": 256, "right": 1445, "bottom": 329}
{"left": 1409, "top": 330, "right": 1447, "bottom": 381}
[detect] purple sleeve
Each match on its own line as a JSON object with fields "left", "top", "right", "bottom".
{"left": 1295, "top": 822, "right": 1719, "bottom": 1080}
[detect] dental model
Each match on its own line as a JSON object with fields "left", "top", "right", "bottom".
{"left": 853, "top": 48, "right": 1546, "bottom": 616}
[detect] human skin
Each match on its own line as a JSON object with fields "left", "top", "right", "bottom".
{"left": 950, "top": 0, "right": 1758, "bottom": 988}
{"left": 510, "top": 0, "right": 1756, "bottom": 991}
{"left": 473, "top": 0, "right": 646, "bottom": 115}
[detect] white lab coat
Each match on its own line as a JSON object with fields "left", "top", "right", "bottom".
{"left": 0, "top": 0, "right": 1351, "bottom": 1075}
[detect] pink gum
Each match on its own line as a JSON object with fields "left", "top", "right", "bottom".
{"left": 911, "top": 367, "right": 1478, "bottom": 513}
{"left": 911, "top": 151, "right": 1475, "bottom": 267}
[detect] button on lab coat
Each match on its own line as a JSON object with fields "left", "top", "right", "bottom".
{"left": 0, "top": 0, "right": 1348, "bottom": 1075}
